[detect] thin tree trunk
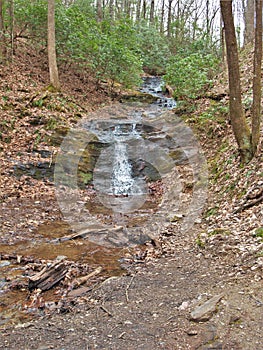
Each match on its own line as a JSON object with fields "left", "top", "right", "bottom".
{"left": 244, "top": 0, "right": 255, "bottom": 46}
{"left": 0, "top": 0, "right": 6, "bottom": 63}
{"left": 124, "top": 0, "right": 131, "bottom": 19}
{"left": 109, "top": 0, "right": 114, "bottom": 20}
{"left": 251, "top": 0, "right": 262, "bottom": 154}
{"left": 220, "top": 0, "right": 252, "bottom": 163}
{"left": 136, "top": 0, "right": 141, "bottom": 22}
{"left": 48, "top": 0, "right": 60, "bottom": 91}
{"left": 97, "top": 0, "right": 103, "bottom": 22}
{"left": 142, "top": 0, "right": 146, "bottom": 20}
{"left": 220, "top": 11, "right": 226, "bottom": 67}
{"left": 206, "top": 0, "right": 209, "bottom": 36}
{"left": 160, "top": 0, "right": 165, "bottom": 33}
{"left": 149, "top": 0, "right": 154, "bottom": 23}
{"left": 8, "top": 0, "right": 14, "bottom": 62}
{"left": 167, "top": 0, "right": 173, "bottom": 37}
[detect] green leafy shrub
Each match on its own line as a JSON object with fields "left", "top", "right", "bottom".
{"left": 136, "top": 24, "right": 172, "bottom": 75}
{"left": 56, "top": 7, "right": 143, "bottom": 88}
{"left": 14, "top": 0, "right": 47, "bottom": 45}
{"left": 164, "top": 53, "right": 219, "bottom": 99}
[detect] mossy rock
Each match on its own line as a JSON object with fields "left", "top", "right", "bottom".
{"left": 48, "top": 126, "right": 70, "bottom": 146}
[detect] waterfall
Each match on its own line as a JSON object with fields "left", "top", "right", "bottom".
{"left": 111, "top": 123, "right": 137, "bottom": 196}
{"left": 111, "top": 141, "right": 134, "bottom": 195}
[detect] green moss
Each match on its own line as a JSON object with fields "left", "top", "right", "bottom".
{"left": 196, "top": 234, "right": 205, "bottom": 248}
{"left": 78, "top": 171, "right": 93, "bottom": 185}
{"left": 205, "top": 207, "right": 218, "bottom": 217}
{"left": 208, "top": 228, "right": 231, "bottom": 237}
{"left": 255, "top": 227, "right": 263, "bottom": 238}
{"left": 170, "top": 215, "right": 183, "bottom": 223}
{"left": 46, "top": 84, "right": 61, "bottom": 93}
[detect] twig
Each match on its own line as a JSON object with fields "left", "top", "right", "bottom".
{"left": 100, "top": 305, "right": 114, "bottom": 317}
{"left": 0, "top": 253, "right": 39, "bottom": 264}
{"left": 58, "top": 226, "right": 123, "bottom": 242}
{"left": 125, "top": 275, "right": 135, "bottom": 303}
{"left": 233, "top": 194, "right": 263, "bottom": 214}
{"left": 74, "top": 266, "right": 103, "bottom": 287}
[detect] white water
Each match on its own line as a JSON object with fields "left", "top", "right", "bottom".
{"left": 111, "top": 123, "right": 139, "bottom": 196}
{"left": 111, "top": 141, "right": 134, "bottom": 195}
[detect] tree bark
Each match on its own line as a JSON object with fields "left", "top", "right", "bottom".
{"left": 48, "top": 0, "right": 60, "bottom": 91}
{"left": 142, "top": 0, "right": 146, "bottom": 20}
{"left": 220, "top": 0, "right": 252, "bottom": 164}
{"left": 0, "top": 0, "right": 6, "bottom": 63}
{"left": 220, "top": 11, "right": 226, "bottom": 67}
{"left": 244, "top": 0, "right": 255, "bottom": 46}
{"left": 97, "top": 0, "right": 103, "bottom": 22}
{"left": 149, "top": 0, "right": 154, "bottom": 23}
{"left": 8, "top": 0, "right": 14, "bottom": 61}
{"left": 251, "top": 0, "right": 262, "bottom": 154}
{"left": 206, "top": 0, "right": 210, "bottom": 36}
{"left": 109, "top": 0, "right": 114, "bottom": 20}
{"left": 160, "top": 0, "right": 165, "bottom": 33}
{"left": 124, "top": 0, "right": 131, "bottom": 18}
{"left": 136, "top": 0, "right": 141, "bottom": 22}
{"left": 167, "top": 0, "right": 173, "bottom": 37}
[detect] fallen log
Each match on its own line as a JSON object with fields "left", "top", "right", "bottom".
{"left": 58, "top": 225, "right": 123, "bottom": 242}
{"left": 75, "top": 266, "right": 102, "bottom": 285}
{"left": 28, "top": 261, "right": 68, "bottom": 291}
{"left": 0, "top": 253, "right": 40, "bottom": 264}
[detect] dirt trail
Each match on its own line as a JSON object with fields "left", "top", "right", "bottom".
{"left": 1, "top": 228, "right": 262, "bottom": 350}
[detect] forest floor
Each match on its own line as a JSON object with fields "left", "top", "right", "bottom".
{"left": 0, "top": 48, "right": 262, "bottom": 349}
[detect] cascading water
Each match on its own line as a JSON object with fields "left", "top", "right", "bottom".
{"left": 110, "top": 123, "right": 144, "bottom": 197}
{"left": 55, "top": 76, "right": 206, "bottom": 247}
{"left": 91, "top": 122, "right": 148, "bottom": 213}
{"left": 82, "top": 77, "right": 178, "bottom": 213}
{"left": 111, "top": 141, "right": 134, "bottom": 195}
{"left": 140, "top": 76, "right": 177, "bottom": 109}
{"left": 107, "top": 76, "right": 176, "bottom": 196}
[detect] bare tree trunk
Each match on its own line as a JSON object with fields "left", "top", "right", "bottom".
{"left": 0, "top": 0, "right": 6, "bottom": 63}
{"left": 167, "top": 0, "right": 173, "bottom": 37}
{"left": 220, "top": 0, "right": 252, "bottom": 164}
{"left": 160, "top": 0, "right": 165, "bottom": 33}
{"left": 149, "top": 0, "right": 154, "bottom": 23}
{"left": 124, "top": 0, "right": 131, "bottom": 18}
{"left": 244, "top": 0, "right": 255, "bottom": 46}
{"left": 48, "top": 0, "right": 60, "bottom": 91}
{"left": 251, "top": 0, "right": 262, "bottom": 154}
{"left": 220, "top": 11, "right": 226, "bottom": 67}
{"left": 142, "top": 0, "right": 146, "bottom": 20}
{"left": 8, "top": 0, "right": 14, "bottom": 61}
{"left": 206, "top": 0, "right": 210, "bottom": 36}
{"left": 109, "top": 0, "right": 114, "bottom": 20}
{"left": 136, "top": 0, "right": 141, "bottom": 22}
{"left": 97, "top": 0, "right": 103, "bottom": 22}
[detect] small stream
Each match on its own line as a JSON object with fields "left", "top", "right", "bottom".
{"left": 1, "top": 77, "right": 207, "bottom": 327}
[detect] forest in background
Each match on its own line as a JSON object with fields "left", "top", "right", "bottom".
{"left": 0, "top": 0, "right": 262, "bottom": 163}
{"left": 0, "top": 1, "right": 251, "bottom": 92}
